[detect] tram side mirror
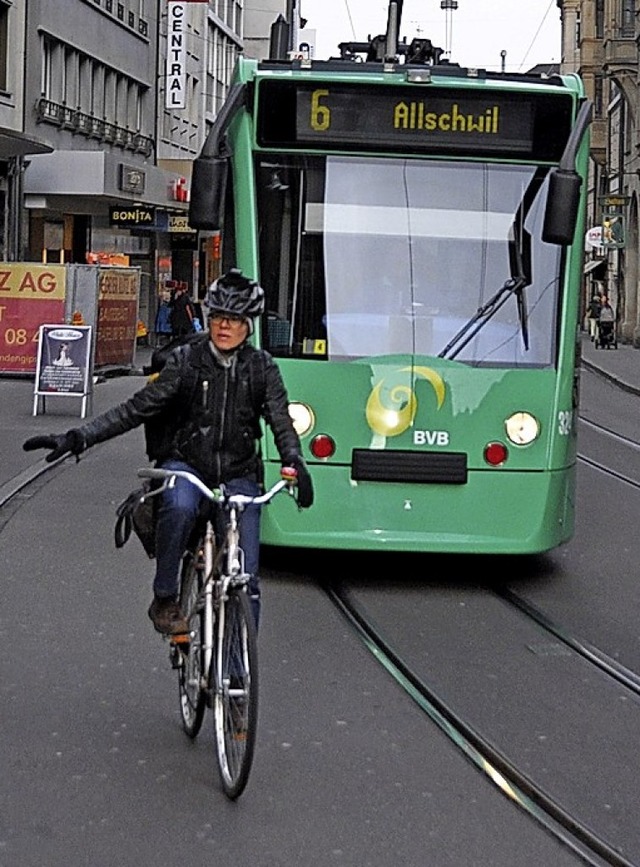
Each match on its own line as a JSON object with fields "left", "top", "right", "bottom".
{"left": 542, "top": 169, "right": 582, "bottom": 246}
{"left": 188, "top": 156, "right": 229, "bottom": 231}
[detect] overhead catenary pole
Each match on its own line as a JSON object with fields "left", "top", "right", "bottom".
{"left": 440, "top": 0, "right": 458, "bottom": 57}
{"left": 286, "top": 0, "right": 299, "bottom": 52}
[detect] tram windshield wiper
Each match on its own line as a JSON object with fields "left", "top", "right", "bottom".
{"left": 438, "top": 170, "right": 544, "bottom": 361}
{"left": 438, "top": 275, "right": 528, "bottom": 360}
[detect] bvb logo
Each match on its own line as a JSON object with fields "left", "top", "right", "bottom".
{"left": 365, "top": 366, "right": 445, "bottom": 447}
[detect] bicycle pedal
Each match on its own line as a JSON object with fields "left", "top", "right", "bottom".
{"left": 169, "top": 645, "right": 183, "bottom": 670}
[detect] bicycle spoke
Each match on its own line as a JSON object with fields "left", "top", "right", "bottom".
{"left": 177, "top": 554, "right": 206, "bottom": 738}
{"left": 212, "top": 587, "right": 258, "bottom": 799}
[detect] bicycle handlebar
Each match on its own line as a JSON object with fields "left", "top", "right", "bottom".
{"left": 137, "top": 467, "right": 297, "bottom": 507}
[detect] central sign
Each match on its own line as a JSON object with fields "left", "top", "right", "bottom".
{"left": 166, "top": 2, "right": 186, "bottom": 109}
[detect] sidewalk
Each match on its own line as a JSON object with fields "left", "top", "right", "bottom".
{"left": 580, "top": 331, "right": 640, "bottom": 397}
{"left": 2, "top": 336, "right": 640, "bottom": 500}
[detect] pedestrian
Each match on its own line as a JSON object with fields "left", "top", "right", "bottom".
{"left": 587, "top": 292, "right": 602, "bottom": 341}
{"left": 599, "top": 295, "right": 615, "bottom": 322}
{"left": 596, "top": 294, "right": 616, "bottom": 348}
{"left": 169, "top": 282, "right": 197, "bottom": 337}
{"left": 192, "top": 293, "right": 205, "bottom": 333}
{"left": 23, "top": 269, "right": 314, "bottom": 635}
{"left": 153, "top": 289, "right": 173, "bottom": 347}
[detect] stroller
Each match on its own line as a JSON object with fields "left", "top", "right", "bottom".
{"left": 595, "top": 319, "right": 618, "bottom": 349}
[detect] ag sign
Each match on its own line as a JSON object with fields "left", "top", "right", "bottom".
{"left": 585, "top": 225, "right": 604, "bottom": 250}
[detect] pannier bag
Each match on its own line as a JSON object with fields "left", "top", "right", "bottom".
{"left": 114, "top": 481, "right": 157, "bottom": 559}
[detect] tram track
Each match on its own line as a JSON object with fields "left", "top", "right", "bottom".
{"left": 578, "top": 413, "right": 640, "bottom": 491}
{"left": 321, "top": 403, "right": 640, "bottom": 864}
{"left": 579, "top": 414, "right": 640, "bottom": 450}
{"left": 495, "top": 587, "right": 640, "bottom": 696}
{"left": 326, "top": 580, "right": 637, "bottom": 867}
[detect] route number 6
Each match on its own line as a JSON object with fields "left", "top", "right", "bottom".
{"left": 310, "top": 89, "right": 330, "bottom": 132}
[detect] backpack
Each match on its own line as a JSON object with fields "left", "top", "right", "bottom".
{"left": 142, "top": 334, "right": 267, "bottom": 463}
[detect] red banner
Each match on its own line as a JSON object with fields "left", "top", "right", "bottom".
{"left": 0, "top": 264, "right": 66, "bottom": 373}
{"left": 94, "top": 269, "right": 138, "bottom": 366}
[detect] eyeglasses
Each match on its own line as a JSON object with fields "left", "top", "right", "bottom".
{"left": 211, "top": 314, "right": 247, "bottom": 326}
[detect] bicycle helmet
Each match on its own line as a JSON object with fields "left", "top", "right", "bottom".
{"left": 205, "top": 269, "right": 265, "bottom": 320}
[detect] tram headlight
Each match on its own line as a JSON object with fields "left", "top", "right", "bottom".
{"left": 505, "top": 411, "right": 540, "bottom": 446}
{"left": 288, "top": 402, "right": 315, "bottom": 437}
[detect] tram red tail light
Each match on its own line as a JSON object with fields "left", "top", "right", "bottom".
{"left": 484, "top": 442, "right": 508, "bottom": 466}
{"left": 310, "top": 434, "right": 335, "bottom": 459}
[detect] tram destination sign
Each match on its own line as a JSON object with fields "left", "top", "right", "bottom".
{"left": 257, "top": 81, "right": 573, "bottom": 161}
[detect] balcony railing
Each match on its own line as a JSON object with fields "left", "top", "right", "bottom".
{"left": 80, "top": 0, "right": 148, "bottom": 40}
{"left": 35, "top": 97, "right": 154, "bottom": 156}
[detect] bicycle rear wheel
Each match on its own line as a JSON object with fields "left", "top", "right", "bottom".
{"left": 177, "top": 553, "right": 206, "bottom": 738}
{"left": 212, "top": 586, "right": 258, "bottom": 799}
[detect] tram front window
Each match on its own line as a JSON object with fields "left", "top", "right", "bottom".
{"left": 256, "top": 155, "right": 561, "bottom": 367}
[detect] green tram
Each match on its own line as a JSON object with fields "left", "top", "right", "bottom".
{"left": 189, "top": 4, "right": 591, "bottom": 555}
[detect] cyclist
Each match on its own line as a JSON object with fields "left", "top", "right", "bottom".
{"left": 23, "top": 269, "right": 314, "bottom": 635}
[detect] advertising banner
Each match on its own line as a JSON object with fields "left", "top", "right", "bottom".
{"left": 0, "top": 264, "right": 66, "bottom": 374}
{"left": 94, "top": 268, "right": 139, "bottom": 366}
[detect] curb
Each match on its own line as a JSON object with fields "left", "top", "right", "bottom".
{"left": 581, "top": 357, "right": 640, "bottom": 397}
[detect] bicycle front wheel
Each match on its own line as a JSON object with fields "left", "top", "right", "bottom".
{"left": 177, "top": 554, "right": 206, "bottom": 738}
{"left": 212, "top": 587, "right": 258, "bottom": 799}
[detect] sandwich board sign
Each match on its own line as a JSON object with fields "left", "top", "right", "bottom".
{"left": 33, "top": 325, "right": 92, "bottom": 418}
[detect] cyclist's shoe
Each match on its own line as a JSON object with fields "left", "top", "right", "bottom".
{"left": 148, "top": 596, "right": 188, "bottom": 635}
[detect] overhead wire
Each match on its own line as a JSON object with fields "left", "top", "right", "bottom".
{"left": 342, "top": 0, "right": 358, "bottom": 41}
{"left": 518, "top": 0, "right": 556, "bottom": 70}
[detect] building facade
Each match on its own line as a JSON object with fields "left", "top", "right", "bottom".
{"left": 21, "top": 0, "right": 195, "bottom": 329}
{"left": 0, "top": 0, "right": 53, "bottom": 262}
{"left": 0, "top": 0, "right": 299, "bottom": 333}
{"left": 559, "top": 0, "right": 640, "bottom": 345}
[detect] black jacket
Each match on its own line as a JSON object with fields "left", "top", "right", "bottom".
{"left": 80, "top": 337, "right": 303, "bottom": 485}
{"left": 169, "top": 291, "right": 195, "bottom": 335}
{"left": 588, "top": 297, "right": 602, "bottom": 318}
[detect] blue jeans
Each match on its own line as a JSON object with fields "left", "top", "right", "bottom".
{"left": 153, "top": 460, "right": 262, "bottom": 626}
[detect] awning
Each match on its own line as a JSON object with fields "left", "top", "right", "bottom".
{"left": 0, "top": 128, "right": 53, "bottom": 159}
{"left": 584, "top": 259, "right": 606, "bottom": 275}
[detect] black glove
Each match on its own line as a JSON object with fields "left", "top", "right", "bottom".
{"left": 23, "top": 429, "right": 86, "bottom": 463}
{"left": 289, "top": 456, "right": 314, "bottom": 509}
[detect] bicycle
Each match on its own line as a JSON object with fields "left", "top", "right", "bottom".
{"left": 137, "top": 465, "right": 298, "bottom": 799}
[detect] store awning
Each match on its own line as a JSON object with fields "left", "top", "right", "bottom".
{"left": 0, "top": 128, "right": 53, "bottom": 159}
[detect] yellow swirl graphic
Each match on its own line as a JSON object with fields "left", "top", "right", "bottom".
{"left": 411, "top": 366, "right": 446, "bottom": 409}
{"left": 365, "top": 366, "right": 445, "bottom": 439}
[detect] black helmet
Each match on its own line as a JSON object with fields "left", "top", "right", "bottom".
{"left": 205, "top": 269, "right": 265, "bottom": 319}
